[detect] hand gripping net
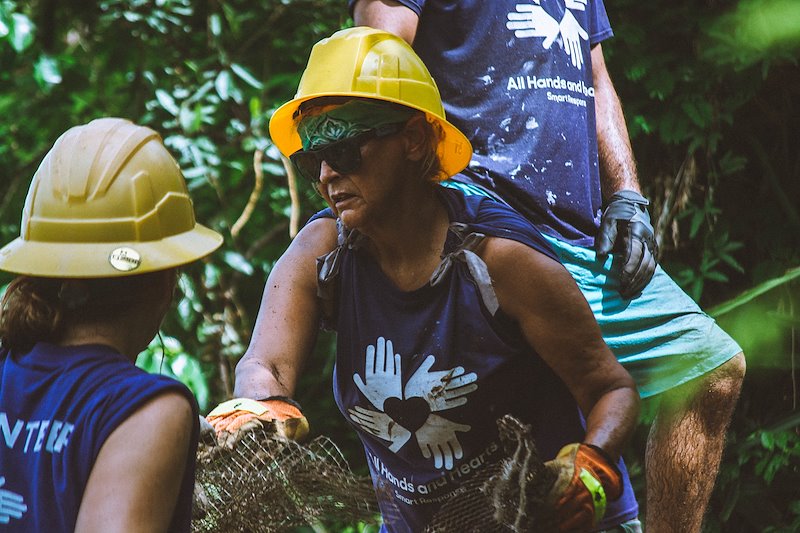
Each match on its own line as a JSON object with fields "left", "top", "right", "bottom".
{"left": 423, "top": 415, "right": 559, "bottom": 533}
{"left": 192, "top": 424, "right": 380, "bottom": 532}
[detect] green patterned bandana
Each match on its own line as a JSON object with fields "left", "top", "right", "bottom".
{"left": 297, "top": 99, "right": 416, "bottom": 150}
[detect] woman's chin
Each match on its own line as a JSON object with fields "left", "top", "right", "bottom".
{"left": 338, "top": 211, "right": 358, "bottom": 229}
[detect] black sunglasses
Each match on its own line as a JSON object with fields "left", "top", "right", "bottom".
{"left": 289, "top": 122, "right": 406, "bottom": 182}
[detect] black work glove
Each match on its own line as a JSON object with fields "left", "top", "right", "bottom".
{"left": 595, "top": 189, "right": 658, "bottom": 299}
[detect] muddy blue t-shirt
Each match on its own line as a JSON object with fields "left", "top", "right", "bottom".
{"left": 310, "top": 189, "right": 638, "bottom": 531}
{"left": 350, "top": 0, "right": 613, "bottom": 246}
{"left": 0, "top": 343, "right": 198, "bottom": 532}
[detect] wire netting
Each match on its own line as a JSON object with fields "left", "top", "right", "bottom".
{"left": 423, "top": 415, "right": 558, "bottom": 533}
{"left": 192, "top": 426, "right": 380, "bottom": 532}
{"left": 192, "top": 415, "right": 557, "bottom": 532}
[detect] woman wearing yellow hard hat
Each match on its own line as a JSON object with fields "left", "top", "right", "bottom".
{"left": 0, "top": 118, "right": 222, "bottom": 532}
{"left": 209, "top": 27, "right": 640, "bottom": 532}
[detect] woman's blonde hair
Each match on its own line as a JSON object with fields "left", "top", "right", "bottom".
{"left": 416, "top": 116, "right": 446, "bottom": 183}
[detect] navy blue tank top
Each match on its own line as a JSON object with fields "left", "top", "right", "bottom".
{"left": 310, "top": 188, "right": 637, "bottom": 531}
{"left": 0, "top": 343, "right": 198, "bottom": 532}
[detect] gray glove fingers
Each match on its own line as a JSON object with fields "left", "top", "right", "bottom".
{"left": 619, "top": 233, "right": 644, "bottom": 292}
{"left": 596, "top": 199, "right": 637, "bottom": 256}
{"left": 632, "top": 247, "right": 657, "bottom": 294}
{"left": 595, "top": 217, "right": 619, "bottom": 256}
{"left": 596, "top": 190, "right": 652, "bottom": 256}
{"left": 619, "top": 222, "right": 657, "bottom": 298}
{"left": 620, "top": 244, "right": 648, "bottom": 299}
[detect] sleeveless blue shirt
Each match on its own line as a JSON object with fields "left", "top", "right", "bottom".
{"left": 0, "top": 343, "right": 198, "bottom": 532}
{"left": 350, "top": 0, "right": 613, "bottom": 246}
{"left": 310, "top": 188, "right": 638, "bottom": 531}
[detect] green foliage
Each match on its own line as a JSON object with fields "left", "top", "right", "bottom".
{"left": 294, "top": 520, "right": 383, "bottom": 533}
{"left": 702, "top": 381, "right": 800, "bottom": 532}
{"left": 0, "top": 2, "right": 35, "bottom": 53}
{"left": 137, "top": 334, "right": 211, "bottom": 412}
{"left": 709, "top": 267, "right": 800, "bottom": 318}
{"left": 752, "top": 427, "right": 800, "bottom": 485}
{"left": 703, "top": 0, "right": 800, "bottom": 70}
{"left": 606, "top": 0, "right": 800, "bottom": 306}
{"left": 0, "top": 0, "right": 345, "bottom": 398}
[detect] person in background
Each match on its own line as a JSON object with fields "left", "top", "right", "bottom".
{"left": 349, "top": 1, "right": 747, "bottom": 531}
{"left": 0, "top": 118, "right": 222, "bottom": 532}
{"left": 210, "top": 27, "right": 641, "bottom": 532}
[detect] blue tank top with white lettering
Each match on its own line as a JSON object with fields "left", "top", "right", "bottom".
{"left": 310, "top": 188, "right": 638, "bottom": 531}
{"left": 0, "top": 343, "right": 198, "bottom": 532}
{"left": 350, "top": 0, "right": 613, "bottom": 246}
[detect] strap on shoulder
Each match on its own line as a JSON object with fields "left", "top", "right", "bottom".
{"left": 429, "top": 222, "right": 500, "bottom": 315}
{"left": 316, "top": 219, "right": 363, "bottom": 328}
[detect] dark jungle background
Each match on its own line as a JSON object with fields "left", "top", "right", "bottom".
{"left": 1, "top": 1, "right": 798, "bottom": 531}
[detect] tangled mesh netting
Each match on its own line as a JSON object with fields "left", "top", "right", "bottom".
{"left": 423, "top": 415, "right": 558, "bottom": 533}
{"left": 192, "top": 415, "right": 557, "bottom": 533}
{"left": 192, "top": 425, "right": 380, "bottom": 532}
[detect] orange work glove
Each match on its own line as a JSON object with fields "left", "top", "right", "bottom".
{"left": 543, "top": 443, "right": 623, "bottom": 532}
{"left": 206, "top": 397, "right": 309, "bottom": 446}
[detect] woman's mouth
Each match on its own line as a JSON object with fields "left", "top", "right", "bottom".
{"left": 330, "top": 192, "right": 356, "bottom": 209}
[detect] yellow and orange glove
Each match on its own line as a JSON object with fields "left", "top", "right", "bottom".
{"left": 206, "top": 397, "right": 309, "bottom": 447}
{"left": 543, "top": 443, "right": 623, "bottom": 532}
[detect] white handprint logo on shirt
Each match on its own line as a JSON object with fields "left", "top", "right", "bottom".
{"left": 416, "top": 414, "right": 471, "bottom": 470}
{"left": 0, "top": 477, "right": 27, "bottom": 524}
{"left": 506, "top": 1, "right": 590, "bottom": 70}
{"left": 349, "top": 337, "right": 478, "bottom": 470}
{"left": 354, "top": 337, "right": 403, "bottom": 409}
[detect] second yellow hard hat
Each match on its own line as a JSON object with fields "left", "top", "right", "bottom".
{"left": 269, "top": 26, "right": 472, "bottom": 181}
{"left": 0, "top": 118, "right": 223, "bottom": 278}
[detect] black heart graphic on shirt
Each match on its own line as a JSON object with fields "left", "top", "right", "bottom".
{"left": 383, "top": 396, "right": 431, "bottom": 432}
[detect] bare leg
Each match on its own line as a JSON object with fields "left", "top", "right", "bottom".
{"left": 645, "top": 352, "right": 746, "bottom": 533}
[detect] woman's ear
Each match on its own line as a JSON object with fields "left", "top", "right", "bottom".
{"left": 165, "top": 268, "right": 180, "bottom": 302}
{"left": 151, "top": 268, "right": 179, "bottom": 310}
{"left": 402, "top": 114, "right": 429, "bottom": 163}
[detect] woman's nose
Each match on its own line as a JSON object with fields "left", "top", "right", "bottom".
{"left": 318, "top": 160, "right": 339, "bottom": 185}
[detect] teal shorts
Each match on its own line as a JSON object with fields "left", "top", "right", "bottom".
{"left": 543, "top": 235, "right": 741, "bottom": 398}
{"left": 443, "top": 180, "right": 742, "bottom": 398}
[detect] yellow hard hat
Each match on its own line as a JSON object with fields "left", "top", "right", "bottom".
{"left": 0, "top": 118, "right": 223, "bottom": 278}
{"left": 269, "top": 26, "right": 472, "bottom": 180}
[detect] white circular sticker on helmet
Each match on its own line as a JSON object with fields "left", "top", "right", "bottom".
{"left": 109, "top": 247, "right": 142, "bottom": 272}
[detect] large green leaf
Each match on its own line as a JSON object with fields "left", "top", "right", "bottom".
{"left": 709, "top": 267, "right": 800, "bottom": 318}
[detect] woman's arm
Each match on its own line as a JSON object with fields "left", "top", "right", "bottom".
{"left": 234, "top": 217, "right": 338, "bottom": 399}
{"left": 482, "top": 237, "right": 639, "bottom": 459}
{"left": 74, "top": 391, "right": 194, "bottom": 533}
